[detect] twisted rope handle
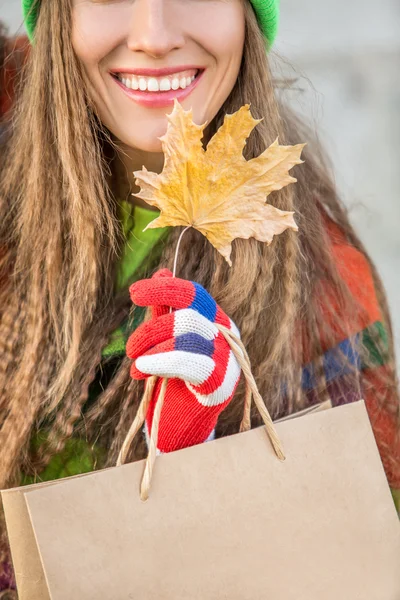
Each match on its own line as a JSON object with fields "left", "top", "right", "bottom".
{"left": 117, "top": 375, "right": 157, "bottom": 468}
{"left": 118, "top": 325, "right": 285, "bottom": 501}
{"left": 216, "top": 324, "right": 285, "bottom": 461}
{"left": 139, "top": 378, "right": 168, "bottom": 501}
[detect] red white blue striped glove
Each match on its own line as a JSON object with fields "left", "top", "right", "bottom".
{"left": 126, "top": 269, "right": 241, "bottom": 453}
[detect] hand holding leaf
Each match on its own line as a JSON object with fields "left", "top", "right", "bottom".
{"left": 123, "top": 102, "right": 306, "bottom": 498}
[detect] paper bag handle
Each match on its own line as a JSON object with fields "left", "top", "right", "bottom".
{"left": 117, "top": 324, "right": 285, "bottom": 501}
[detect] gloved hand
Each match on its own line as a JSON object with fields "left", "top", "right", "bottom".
{"left": 126, "top": 269, "right": 241, "bottom": 453}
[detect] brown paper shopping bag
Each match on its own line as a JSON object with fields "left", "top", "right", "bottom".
{"left": 2, "top": 400, "right": 400, "bottom": 600}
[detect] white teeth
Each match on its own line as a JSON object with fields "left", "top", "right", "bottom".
{"left": 160, "top": 78, "right": 171, "bottom": 91}
{"left": 147, "top": 77, "right": 159, "bottom": 92}
{"left": 118, "top": 70, "right": 198, "bottom": 92}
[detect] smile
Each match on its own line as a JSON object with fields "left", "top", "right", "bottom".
{"left": 110, "top": 66, "right": 204, "bottom": 108}
{"left": 115, "top": 68, "right": 198, "bottom": 92}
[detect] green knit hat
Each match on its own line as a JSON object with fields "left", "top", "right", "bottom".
{"left": 22, "top": 0, "right": 279, "bottom": 47}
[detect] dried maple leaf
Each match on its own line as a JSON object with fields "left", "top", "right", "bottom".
{"left": 134, "top": 100, "right": 305, "bottom": 265}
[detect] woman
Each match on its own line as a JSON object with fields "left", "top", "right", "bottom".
{"left": 0, "top": 0, "right": 399, "bottom": 593}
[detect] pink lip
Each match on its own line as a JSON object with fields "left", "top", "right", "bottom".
{"left": 110, "top": 65, "right": 204, "bottom": 77}
{"left": 111, "top": 70, "right": 205, "bottom": 109}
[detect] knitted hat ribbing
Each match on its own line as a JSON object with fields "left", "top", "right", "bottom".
{"left": 22, "top": 0, "right": 279, "bottom": 47}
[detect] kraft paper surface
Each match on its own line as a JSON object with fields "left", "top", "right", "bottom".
{"left": 2, "top": 401, "right": 400, "bottom": 599}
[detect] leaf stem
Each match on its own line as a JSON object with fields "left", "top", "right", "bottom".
{"left": 172, "top": 225, "right": 192, "bottom": 278}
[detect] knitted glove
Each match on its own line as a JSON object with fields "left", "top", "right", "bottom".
{"left": 126, "top": 269, "right": 241, "bottom": 452}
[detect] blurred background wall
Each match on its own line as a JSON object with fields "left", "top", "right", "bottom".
{"left": 275, "top": 0, "right": 400, "bottom": 368}
{"left": 1, "top": 0, "right": 400, "bottom": 365}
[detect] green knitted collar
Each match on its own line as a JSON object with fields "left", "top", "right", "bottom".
{"left": 102, "top": 200, "right": 168, "bottom": 358}
{"left": 117, "top": 200, "right": 167, "bottom": 291}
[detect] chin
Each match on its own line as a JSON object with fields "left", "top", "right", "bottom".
{"left": 113, "top": 121, "right": 168, "bottom": 154}
{"left": 110, "top": 129, "right": 162, "bottom": 153}
{"left": 126, "top": 135, "right": 164, "bottom": 154}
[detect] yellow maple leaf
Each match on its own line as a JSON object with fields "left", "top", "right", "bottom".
{"left": 134, "top": 100, "right": 305, "bottom": 265}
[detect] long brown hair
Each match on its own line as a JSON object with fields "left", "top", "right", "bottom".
{"left": 0, "top": 0, "right": 398, "bottom": 489}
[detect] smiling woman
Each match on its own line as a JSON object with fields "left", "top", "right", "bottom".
{"left": 70, "top": 0, "right": 245, "bottom": 151}
{"left": 0, "top": 0, "right": 399, "bottom": 593}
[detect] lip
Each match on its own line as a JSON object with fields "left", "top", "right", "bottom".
{"left": 111, "top": 69, "right": 205, "bottom": 109}
{"left": 110, "top": 65, "right": 205, "bottom": 77}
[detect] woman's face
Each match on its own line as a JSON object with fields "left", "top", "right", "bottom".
{"left": 72, "top": 0, "right": 245, "bottom": 153}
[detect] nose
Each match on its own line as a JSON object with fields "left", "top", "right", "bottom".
{"left": 127, "top": 0, "right": 185, "bottom": 58}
